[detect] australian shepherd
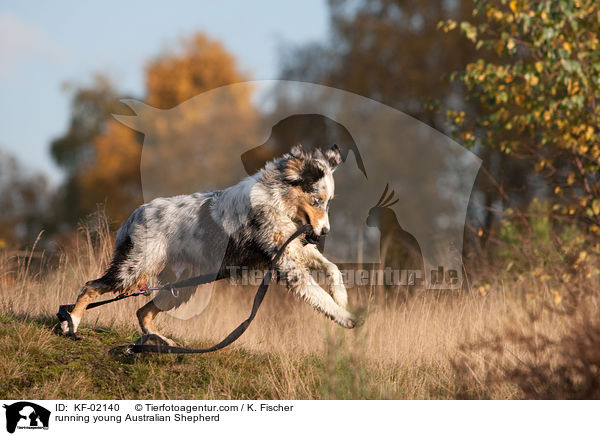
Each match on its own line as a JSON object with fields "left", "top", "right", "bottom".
{"left": 60, "top": 144, "right": 356, "bottom": 344}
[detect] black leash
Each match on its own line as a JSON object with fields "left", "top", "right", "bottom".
{"left": 57, "top": 290, "right": 156, "bottom": 339}
{"left": 57, "top": 224, "right": 311, "bottom": 354}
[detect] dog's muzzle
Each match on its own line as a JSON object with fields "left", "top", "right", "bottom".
{"left": 304, "top": 227, "right": 322, "bottom": 244}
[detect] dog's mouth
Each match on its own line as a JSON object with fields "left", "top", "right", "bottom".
{"left": 304, "top": 228, "right": 321, "bottom": 244}
{"left": 295, "top": 211, "right": 323, "bottom": 244}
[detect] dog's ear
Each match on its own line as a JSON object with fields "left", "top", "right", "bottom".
{"left": 324, "top": 144, "right": 342, "bottom": 172}
{"left": 289, "top": 144, "right": 305, "bottom": 159}
{"left": 283, "top": 145, "right": 306, "bottom": 186}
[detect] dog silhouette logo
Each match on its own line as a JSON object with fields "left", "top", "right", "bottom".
{"left": 240, "top": 113, "right": 367, "bottom": 179}
{"left": 115, "top": 80, "right": 482, "bottom": 293}
{"left": 3, "top": 402, "right": 50, "bottom": 433}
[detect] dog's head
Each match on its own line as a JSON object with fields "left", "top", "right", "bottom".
{"left": 277, "top": 144, "right": 341, "bottom": 242}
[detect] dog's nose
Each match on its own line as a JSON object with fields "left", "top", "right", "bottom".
{"left": 321, "top": 227, "right": 329, "bottom": 236}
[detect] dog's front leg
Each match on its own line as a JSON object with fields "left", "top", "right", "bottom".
{"left": 278, "top": 251, "right": 355, "bottom": 328}
{"left": 304, "top": 246, "right": 348, "bottom": 309}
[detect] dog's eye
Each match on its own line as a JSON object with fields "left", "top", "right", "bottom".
{"left": 312, "top": 196, "right": 323, "bottom": 207}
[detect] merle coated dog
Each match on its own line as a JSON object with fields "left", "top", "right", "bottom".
{"left": 60, "top": 145, "right": 356, "bottom": 344}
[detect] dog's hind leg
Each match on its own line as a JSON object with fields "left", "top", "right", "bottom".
{"left": 136, "top": 290, "right": 186, "bottom": 347}
{"left": 136, "top": 266, "right": 196, "bottom": 346}
{"left": 136, "top": 300, "right": 169, "bottom": 342}
{"left": 60, "top": 280, "right": 111, "bottom": 337}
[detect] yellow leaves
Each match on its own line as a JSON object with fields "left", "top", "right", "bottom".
{"left": 535, "top": 158, "right": 547, "bottom": 172}
{"left": 551, "top": 290, "right": 562, "bottom": 305}
{"left": 535, "top": 61, "right": 544, "bottom": 74}
{"left": 460, "top": 22, "right": 478, "bottom": 43}
{"left": 586, "top": 200, "right": 600, "bottom": 219}
{"left": 543, "top": 110, "right": 552, "bottom": 121}
{"left": 438, "top": 19, "right": 457, "bottom": 32}
{"left": 494, "top": 39, "right": 505, "bottom": 56}
{"left": 566, "top": 79, "right": 580, "bottom": 95}
{"left": 446, "top": 110, "right": 466, "bottom": 131}
{"left": 585, "top": 125, "right": 595, "bottom": 141}
{"left": 592, "top": 200, "right": 600, "bottom": 216}
{"left": 478, "top": 283, "right": 491, "bottom": 296}
{"left": 486, "top": 7, "right": 504, "bottom": 20}
{"left": 573, "top": 250, "right": 589, "bottom": 270}
{"left": 463, "top": 131, "right": 475, "bottom": 141}
{"left": 561, "top": 272, "right": 572, "bottom": 283}
{"left": 146, "top": 33, "right": 249, "bottom": 109}
{"left": 578, "top": 143, "right": 589, "bottom": 154}
{"left": 525, "top": 73, "right": 539, "bottom": 86}
{"left": 451, "top": 1, "right": 600, "bottom": 231}
{"left": 529, "top": 75, "right": 539, "bottom": 86}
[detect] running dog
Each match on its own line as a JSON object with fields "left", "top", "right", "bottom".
{"left": 60, "top": 144, "right": 356, "bottom": 344}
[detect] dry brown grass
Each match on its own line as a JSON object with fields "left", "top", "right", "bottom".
{"left": 1, "top": 214, "right": 599, "bottom": 399}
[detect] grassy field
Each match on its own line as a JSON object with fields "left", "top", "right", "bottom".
{"left": 1, "top": 220, "right": 599, "bottom": 399}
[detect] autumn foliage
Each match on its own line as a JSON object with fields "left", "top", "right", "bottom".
{"left": 50, "top": 33, "right": 252, "bottom": 225}
{"left": 442, "top": 0, "right": 600, "bottom": 235}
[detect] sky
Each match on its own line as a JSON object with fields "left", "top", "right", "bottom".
{"left": 0, "top": 0, "right": 329, "bottom": 183}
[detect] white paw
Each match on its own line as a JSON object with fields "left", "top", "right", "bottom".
{"left": 59, "top": 317, "right": 79, "bottom": 335}
{"left": 60, "top": 320, "right": 70, "bottom": 335}
{"left": 70, "top": 315, "right": 80, "bottom": 333}
{"left": 336, "top": 312, "right": 357, "bottom": 329}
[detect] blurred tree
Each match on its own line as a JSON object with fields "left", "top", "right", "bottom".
{"left": 280, "top": 0, "right": 480, "bottom": 129}
{"left": 146, "top": 33, "right": 249, "bottom": 109}
{"left": 51, "top": 32, "right": 252, "bottom": 227}
{"left": 76, "top": 121, "right": 142, "bottom": 222}
{"left": 140, "top": 33, "right": 256, "bottom": 194}
{"left": 0, "top": 150, "right": 51, "bottom": 247}
{"left": 51, "top": 75, "right": 123, "bottom": 171}
{"left": 279, "top": 0, "right": 522, "bottom": 249}
{"left": 279, "top": 0, "right": 600, "bottom": 252}
{"left": 442, "top": 0, "right": 600, "bottom": 235}
{"left": 50, "top": 75, "right": 131, "bottom": 227}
